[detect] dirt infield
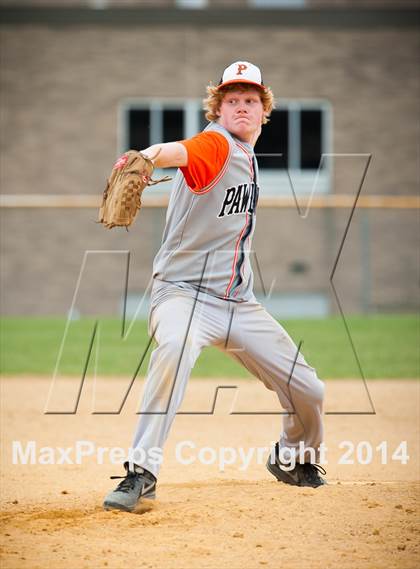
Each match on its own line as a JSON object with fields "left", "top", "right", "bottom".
{"left": 1, "top": 376, "right": 419, "bottom": 569}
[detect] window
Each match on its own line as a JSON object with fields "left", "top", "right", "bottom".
{"left": 254, "top": 109, "right": 288, "bottom": 169}
{"left": 255, "top": 102, "right": 332, "bottom": 193}
{"left": 300, "top": 109, "right": 322, "bottom": 169}
{"left": 163, "top": 109, "right": 184, "bottom": 142}
{"left": 119, "top": 98, "right": 331, "bottom": 195}
{"left": 255, "top": 105, "right": 328, "bottom": 171}
{"left": 127, "top": 109, "right": 150, "bottom": 150}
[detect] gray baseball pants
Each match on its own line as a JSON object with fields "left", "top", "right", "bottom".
{"left": 130, "top": 280, "right": 324, "bottom": 477}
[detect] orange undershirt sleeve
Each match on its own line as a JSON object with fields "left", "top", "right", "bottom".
{"left": 179, "top": 131, "right": 230, "bottom": 194}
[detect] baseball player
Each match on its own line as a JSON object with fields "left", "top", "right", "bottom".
{"left": 104, "top": 61, "right": 326, "bottom": 512}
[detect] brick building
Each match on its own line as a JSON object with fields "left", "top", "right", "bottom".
{"left": 0, "top": 1, "right": 419, "bottom": 316}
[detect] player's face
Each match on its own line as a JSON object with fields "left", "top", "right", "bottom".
{"left": 218, "top": 88, "right": 265, "bottom": 144}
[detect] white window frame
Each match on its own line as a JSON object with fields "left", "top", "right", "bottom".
{"left": 176, "top": 0, "right": 209, "bottom": 8}
{"left": 118, "top": 97, "right": 332, "bottom": 196}
{"left": 249, "top": 0, "right": 306, "bottom": 8}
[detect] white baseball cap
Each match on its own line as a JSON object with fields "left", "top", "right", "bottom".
{"left": 218, "top": 61, "right": 264, "bottom": 90}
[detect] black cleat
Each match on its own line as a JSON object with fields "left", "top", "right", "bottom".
{"left": 267, "top": 442, "right": 327, "bottom": 488}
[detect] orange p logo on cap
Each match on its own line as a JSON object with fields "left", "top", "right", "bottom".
{"left": 236, "top": 63, "right": 248, "bottom": 76}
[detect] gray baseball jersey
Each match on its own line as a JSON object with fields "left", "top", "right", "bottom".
{"left": 153, "top": 122, "right": 259, "bottom": 302}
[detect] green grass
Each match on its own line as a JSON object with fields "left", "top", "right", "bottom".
{"left": 0, "top": 315, "right": 418, "bottom": 379}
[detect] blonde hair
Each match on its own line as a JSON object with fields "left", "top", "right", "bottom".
{"left": 203, "top": 82, "right": 275, "bottom": 125}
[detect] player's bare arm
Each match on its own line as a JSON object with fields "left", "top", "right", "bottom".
{"left": 142, "top": 142, "right": 188, "bottom": 169}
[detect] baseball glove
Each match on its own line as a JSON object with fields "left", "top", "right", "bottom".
{"left": 98, "top": 150, "right": 170, "bottom": 229}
